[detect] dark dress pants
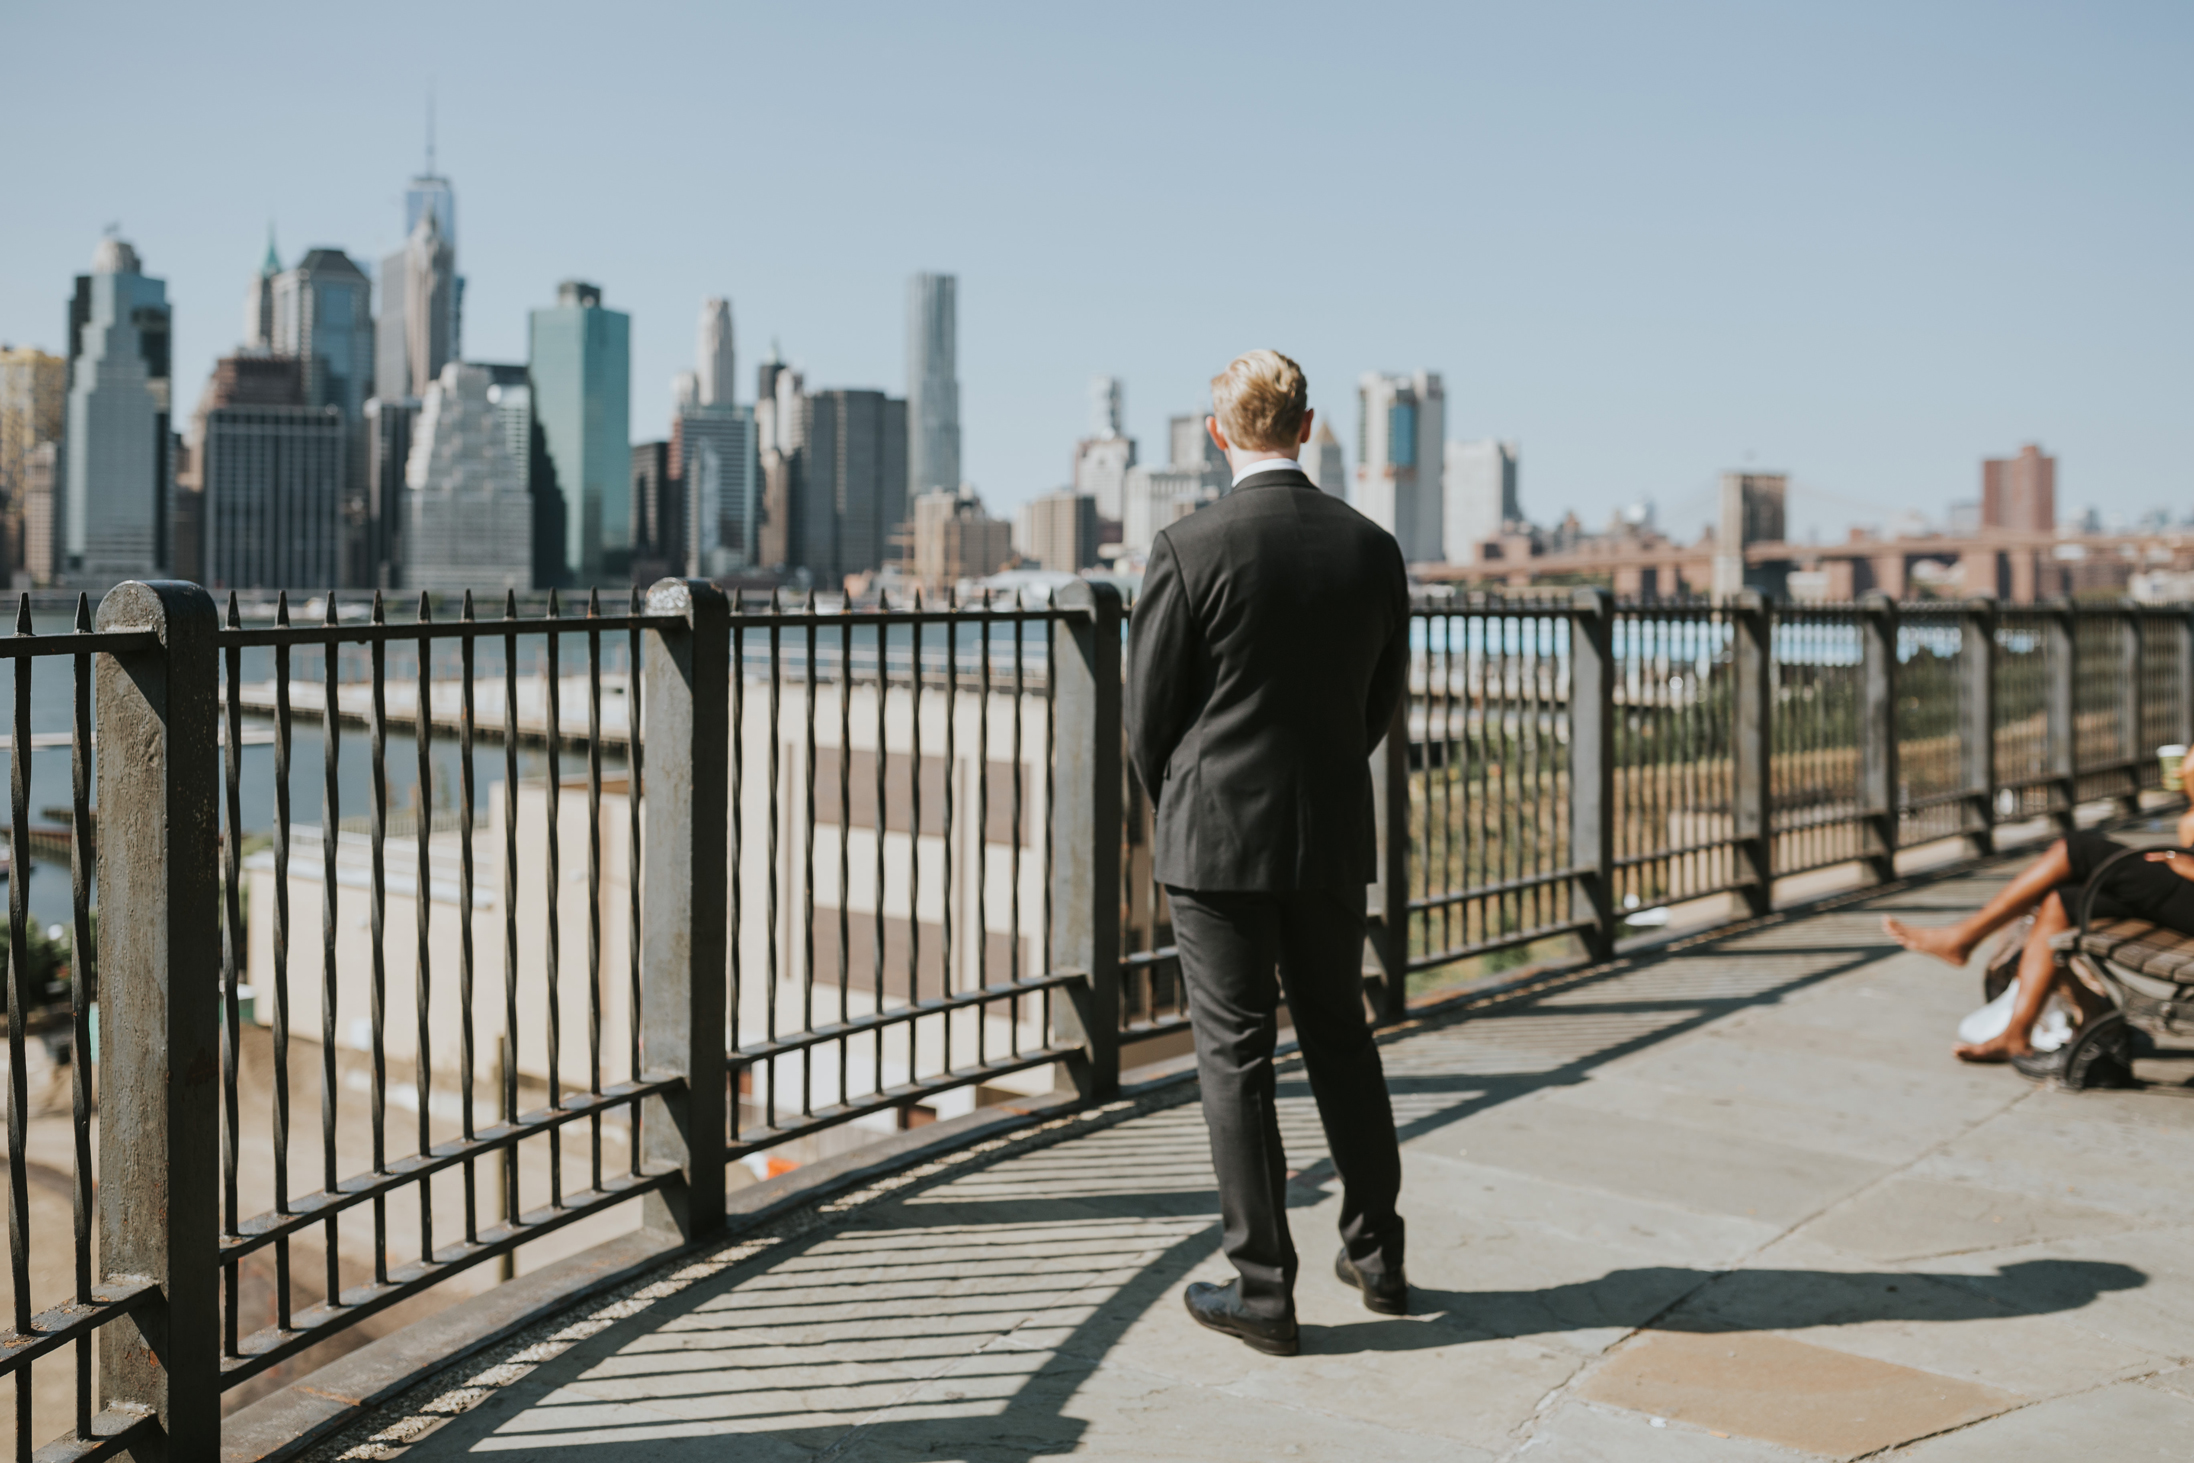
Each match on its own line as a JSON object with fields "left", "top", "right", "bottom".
{"left": 1167, "top": 886, "right": 1405, "bottom": 1319}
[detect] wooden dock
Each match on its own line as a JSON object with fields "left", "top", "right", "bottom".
{"left": 233, "top": 673, "right": 633, "bottom": 747}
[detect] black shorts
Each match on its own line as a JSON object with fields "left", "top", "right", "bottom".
{"left": 2061, "top": 831, "right": 2194, "bottom": 935}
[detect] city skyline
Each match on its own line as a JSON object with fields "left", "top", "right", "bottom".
{"left": 3, "top": 3, "right": 2189, "bottom": 543}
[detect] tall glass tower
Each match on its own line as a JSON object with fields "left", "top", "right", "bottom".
{"left": 905, "top": 272, "right": 959, "bottom": 496}
{"left": 528, "top": 281, "right": 631, "bottom": 582}
{"left": 63, "top": 233, "right": 170, "bottom": 586}
{"left": 273, "top": 248, "right": 376, "bottom": 582}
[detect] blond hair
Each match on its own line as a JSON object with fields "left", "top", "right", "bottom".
{"left": 1209, "top": 350, "right": 1309, "bottom": 453}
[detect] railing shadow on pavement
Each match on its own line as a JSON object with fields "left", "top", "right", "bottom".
{"left": 356, "top": 864, "right": 2154, "bottom": 1460}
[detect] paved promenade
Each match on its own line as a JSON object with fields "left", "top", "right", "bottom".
{"left": 317, "top": 859, "right": 2194, "bottom": 1460}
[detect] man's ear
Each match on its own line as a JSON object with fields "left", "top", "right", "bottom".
{"left": 1298, "top": 408, "right": 1315, "bottom": 446}
{"left": 1206, "top": 415, "right": 1230, "bottom": 453}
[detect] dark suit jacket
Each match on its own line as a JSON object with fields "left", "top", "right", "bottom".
{"left": 1125, "top": 466, "right": 1410, "bottom": 892}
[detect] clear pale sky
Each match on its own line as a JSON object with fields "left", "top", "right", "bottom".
{"left": 4, "top": 1, "right": 2187, "bottom": 539}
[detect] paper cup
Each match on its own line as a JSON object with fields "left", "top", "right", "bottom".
{"left": 2162, "top": 744, "right": 2188, "bottom": 787}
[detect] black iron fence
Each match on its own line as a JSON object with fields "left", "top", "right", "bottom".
{"left": 1374, "top": 590, "right": 2192, "bottom": 1015}
{"left": 2, "top": 579, "right": 2190, "bottom": 1458}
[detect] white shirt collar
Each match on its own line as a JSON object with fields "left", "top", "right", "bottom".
{"left": 1229, "top": 455, "right": 1303, "bottom": 488}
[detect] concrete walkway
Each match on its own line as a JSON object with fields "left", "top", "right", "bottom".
{"left": 313, "top": 860, "right": 2194, "bottom": 1461}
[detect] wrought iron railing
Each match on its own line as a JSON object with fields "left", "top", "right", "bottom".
{"left": 1, "top": 579, "right": 2189, "bottom": 1458}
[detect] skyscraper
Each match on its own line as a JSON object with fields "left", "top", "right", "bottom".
{"left": 22, "top": 442, "right": 56, "bottom": 585}
{"left": 62, "top": 233, "right": 171, "bottom": 586}
{"left": 1073, "top": 436, "right": 1136, "bottom": 521}
{"left": 803, "top": 388, "right": 908, "bottom": 585}
{"left": 911, "top": 488, "right": 1010, "bottom": 590}
{"left": 363, "top": 397, "right": 416, "bottom": 587}
{"left": 242, "top": 229, "right": 280, "bottom": 350}
{"left": 629, "top": 441, "right": 683, "bottom": 586}
{"left": 1167, "top": 414, "right": 1227, "bottom": 489}
{"left": 754, "top": 355, "right": 802, "bottom": 572}
{"left": 377, "top": 153, "right": 459, "bottom": 404}
{"left": 529, "top": 281, "right": 631, "bottom": 582}
{"left": 906, "top": 273, "right": 960, "bottom": 496}
{"left": 1, "top": 347, "right": 65, "bottom": 582}
{"left": 1982, "top": 445, "right": 2056, "bottom": 533}
{"left": 1120, "top": 465, "right": 1215, "bottom": 554}
{"left": 676, "top": 407, "right": 753, "bottom": 577}
{"left": 1016, "top": 491, "right": 1099, "bottom": 572}
{"left": 0, "top": 347, "right": 65, "bottom": 504}
{"left": 1119, "top": 408, "right": 1227, "bottom": 554}
{"left": 273, "top": 247, "right": 375, "bottom": 583}
{"left": 696, "top": 297, "right": 735, "bottom": 407}
{"left": 403, "top": 110, "right": 462, "bottom": 362}
{"left": 674, "top": 298, "right": 755, "bottom": 576}
{"left": 1306, "top": 419, "right": 1345, "bottom": 496}
{"left": 1353, "top": 371, "right": 1444, "bottom": 563}
{"left": 377, "top": 212, "right": 454, "bottom": 402}
{"left": 1443, "top": 439, "right": 1519, "bottom": 563}
{"left": 402, "top": 362, "right": 533, "bottom": 592}
{"left": 1073, "top": 375, "right": 1136, "bottom": 521}
{"left": 406, "top": 169, "right": 455, "bottom": 247}
{"left": 402, "top": 214, "right": 456, "bottom": 401}
{"left": 197, "top": 353, "right": 344, "bottom": 589}
{"left": 1089, "top": 375, "right": 1124, "bottom": 437}
{"left": 475, "top": 362, "right": 564, "bottom": 592}
{"left": 1711, "top": 472, "right": 1787, "bottom": 598}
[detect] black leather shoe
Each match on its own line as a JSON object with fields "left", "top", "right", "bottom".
{"left": 1335, "top": 1247, "right": 1409, "bottom": 1315}
{"left": 1183, "top": 1281, "right": 1299, "bottom": 1356}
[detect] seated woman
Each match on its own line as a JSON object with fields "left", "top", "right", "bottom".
{"left": 1884, "top": 764, "right": 2194, "bottom": 1064}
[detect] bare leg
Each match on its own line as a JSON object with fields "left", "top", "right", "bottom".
{"left": 1955, "top": 890, "right": 2071, "bottom": 1061}
{"left": 1885, "top": 838, "right": 2075, "bottom": 967}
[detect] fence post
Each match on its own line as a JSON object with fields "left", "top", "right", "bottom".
{"left": 2181, "top": 610, "right": 2194, "bottom": 758}
{"left": 1730, "top": 590, "right": 1773, "bottom": 918}
{"left": 1858, "top": 591, "right": 1900, "bottom": 885}
{"left": 2118, "top": 603, "right": 2144, "bottom": 812}
{"left": 1051, "top": 579, "right": 1122, "bottom": 1099}
{"left": 639, "top": 578, "right": 729, "bottom": 1241}
{"left": 2046, "top": 600, "right": 2077, "bottom": 833}
{"left": 1570, "top": 588, "right": 1617, "bottom": 961}
{"left": 95, "top": 581, "right": 221, "bottom": 1455}
{"left": 1960, "top": 597, "right": 1998, "bottom": 855}
{"left": 1367, "top": 691, "right": 1411, "bottom": 1023}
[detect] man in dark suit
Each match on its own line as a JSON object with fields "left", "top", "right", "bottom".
{"left": 1126, "top": 350, "right": 1411, "bottom": 1356}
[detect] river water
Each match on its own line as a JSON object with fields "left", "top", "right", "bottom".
{"left": 1, "top": 612, "right": 617, "bottom": 933}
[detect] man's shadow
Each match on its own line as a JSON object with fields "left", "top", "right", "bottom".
{"left": 1305, "top": 1258, "right": 2148, "bottom": 1353}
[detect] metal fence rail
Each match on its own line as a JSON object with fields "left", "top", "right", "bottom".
{"left": 0, "top": 598, "right": 164, "bottom": 1461}
{"left": 1895, "top": 606, "right": 1970, "bottom": 849}
{"left": 707, "top": 586, "right": 1086, "bottom": 1158}
{"left": 1402, "top": 597, "right": 1580, "bottom": 978}
{"left": 212, "top": 588, "right": 677, "bottom": 1391}
{"left": 2, "top": 578, "right": 2189, "bottom": 1460}
{"left": 1768, "top": 602, "right": 1868, "bottom": 878}
{"left": 1612, "top": 601, "right": 1740, "bottom": 912}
